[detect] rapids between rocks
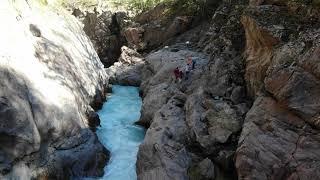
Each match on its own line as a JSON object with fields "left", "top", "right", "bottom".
{"left": 96, "top": 85, "right": 145, "bottom": 180}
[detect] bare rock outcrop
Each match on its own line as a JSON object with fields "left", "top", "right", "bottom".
{"left": 136, "top": 5, "right": 249, "bottom": 176}
{"left": 235, "top": 3, "right": 320, "bottom": 180}
{"left": 106, "top": 46, "right": 145, "bottom": 86}
{"left": 124, "top": 4, "right": 193, "bottom": 51}
{"left": 236, "top": 97, "right": 320, "bottom": 180}
{"left": 0, "top": 0, "right": 109, "bottom": 178}
{"left": 72, "top": 9, "right": 128, "bottom": 67}
{"left": 136, "top": 1, "right": 320, "bottom": 179}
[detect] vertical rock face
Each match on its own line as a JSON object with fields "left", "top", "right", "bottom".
{"left": 236, "top": 3, "right": 320, "bottom": 180}
{"left": 241, "top": 15, "right": 279, "bottom": 97}
{"left": 0, "top": 0, "right": 109, "bottom": 178}
{"left": 72, "top": 9, "right": 128, "bottom": 67}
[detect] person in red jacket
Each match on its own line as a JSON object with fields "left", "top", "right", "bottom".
{"left": 174, "top": 67, "right": 180, "bottom": 79}
{"left": 174, "top": 67, "right": 183, "bottom": 82}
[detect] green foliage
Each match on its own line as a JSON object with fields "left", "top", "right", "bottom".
{"left": 45, "top": 0, "right": 219, "bottom": 17}
{"left": 37, "top": 0, "right": 48, "bottom": 6}
{"left": 54, "top": 0, "right": 98, "bottom": 9}
{"left": 109, "top": 0, "right": 218, "bottom": 16}
{"left": 110, "top": 0, "right": 170, "bottom": 14}
{"left": 168, "top": 0, "right": 220, "bottom": 17}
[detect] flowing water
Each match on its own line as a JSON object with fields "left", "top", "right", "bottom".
{"left": 95, "top": 85, "right": 145, "bottom": 180}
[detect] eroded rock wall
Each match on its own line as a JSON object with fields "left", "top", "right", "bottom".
{"left": 136, "top": 1, "right": 320, "bottom": 179}
{"left": 236, "top": 3, "right": 320, "bottom": 179}
{"left": 73, "top": 9, "right": 128, "bottom": 67}
{"left": 0, "top": 0, "right": 109, "bottom": 178}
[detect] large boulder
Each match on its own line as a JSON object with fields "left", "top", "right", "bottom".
{"left": 236, "top": 97, "right": 320, "bottom": 179}
{"left": 137, "top": 95, "right": 192, "bottom": 180}
{"left": 0, "top": 0, "right": 109, "bottom": 178}
{"left": 188, "top": 158, "right": 215, "bottom": 180}
{"left": 106, "top": 46, "right": 145, "bottom": 86}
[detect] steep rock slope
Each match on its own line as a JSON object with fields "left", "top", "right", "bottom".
{"left": 0, "top": 0, "right": 108, "bottom": 178}
{"left": 236, "top": 3, "right": 320, "bottom": 179}
{"left": 135, "top": 1, "right": 320, "bottom": 179}
{"left": 136, "top": 2, "right": 248, "bottom": 179}
{"left": 124, "top": 4, "right": 193, "bottom": 51}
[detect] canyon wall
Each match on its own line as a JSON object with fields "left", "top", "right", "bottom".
{"left": 0, "top": 0, "right": 109, "bottom": 178}
{"left": 131, "top": 1, "right": 320, "bottom": 179}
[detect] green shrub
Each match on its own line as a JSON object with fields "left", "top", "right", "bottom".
{"left": 37, "top": 0, "right": 48, "bottom": 6}
{"left": 109, "top": 0, "right": 171, "bottom": 14}
{"left": 109, "top": 0, "right": 211, "bottom": 15}
{"left": 54, "top": 0, "right": 98, "bottom": 9}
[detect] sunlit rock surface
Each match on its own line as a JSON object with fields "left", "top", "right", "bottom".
{"left": 106, "top": 46, "right": 145, "bottom": 86}
{"left": 0, "top": 0, "right": 108, "bottom": 178}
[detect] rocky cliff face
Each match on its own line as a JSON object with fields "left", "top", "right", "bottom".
{"left": 72, "top": 9, "right": 128, "bottom": 67}
{"left": 127, "top": 1, "right": 320, "bottom": 179}
{"left": 0, "top": 0, "right": 109, "bottom": 178}
{"left": 123, "top": 4, "right": 194, "bottom": 52}
{"left": 236, "top": 3, "right": 320, "bottom": 179}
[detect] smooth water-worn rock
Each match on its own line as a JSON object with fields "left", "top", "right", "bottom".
{"left": 106, "top": 46, "right": 145, "bottom": 86}
{"left": 0, "top": 0, "right": 108, "bottom": 178}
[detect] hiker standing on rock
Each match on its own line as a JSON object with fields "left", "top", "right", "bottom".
{"left": 192, "top": 57, "right": 196, "bottom": 70}
{"left": 187, "top": 56, "right": 196, "bottom": 70}
{"left": 187, "top": 56, "right": 192, "bottom": 67}
{"left": 185, "top": 63, "right": 192, "bottom": 80}
{"left": 185, "top": 56, "right": 193, "bottom": 80}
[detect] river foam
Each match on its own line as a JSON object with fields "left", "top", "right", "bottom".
{"left": 96, "top": 85, "right": 145, "bottom": 180}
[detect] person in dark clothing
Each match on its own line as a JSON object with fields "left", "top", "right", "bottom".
{"left": 174, "top": 67, "right": 183, "bottom": 82}
{"left": 185, "top": 64, "right": 192, "bottom": 80}
{"left": 179, "top": 70, "right": 183, "bottom": 80}
{"left": 192, "top": 58, "right": 196, "bottom": 70}
{"left": 174, "top": 67, "right": 180, "bottom": 79}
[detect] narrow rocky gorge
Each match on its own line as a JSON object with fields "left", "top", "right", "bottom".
{"left": 2, "top": 0, "right": 320, "bottom": 179}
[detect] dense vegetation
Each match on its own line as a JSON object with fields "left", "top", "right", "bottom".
{"left": 36, "top": 0, "right": 218, "bottom": 17}
{"left": 113, "top": 0, "right": 219, "bottom": 16}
